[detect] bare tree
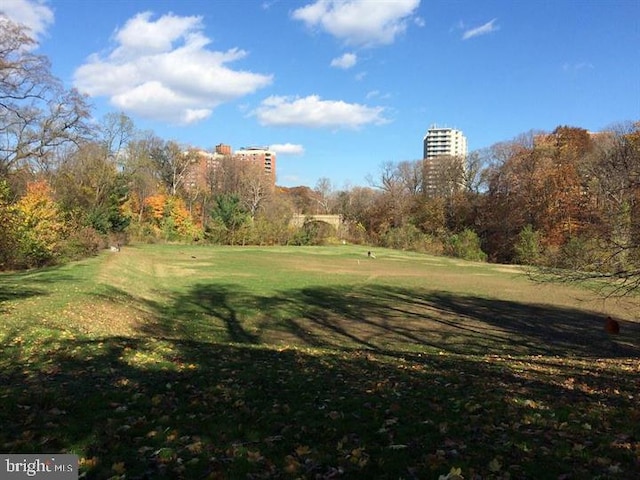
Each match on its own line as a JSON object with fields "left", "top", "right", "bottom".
{"left": 0, "top": 16, "right": 91, "bottom": 178}
{"left": 239, "top": 161, "right": 272, "bottom": 219}
{"left": 98, "top": 112, "right": 135, "bottom": 166}
{"left": 150, "top": 140, "right": 194, "bottom": 196}
{"left": 314, "top": 177, "right": 333, "bottom": 214}
{"left": 123, "top": 133, "right": 162, "bottom": 223}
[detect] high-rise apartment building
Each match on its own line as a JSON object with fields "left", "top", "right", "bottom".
{"left": 184, "top": 144, "right": 276, "bottom": 192}
{"left": 422, "top": 125, "right": 468, "bottom": 197}
{"left": 234, "top": 146, "right": 276, "bottom": 181}
{"left": 423, "top": 125, "right": 468, "bottom": 160}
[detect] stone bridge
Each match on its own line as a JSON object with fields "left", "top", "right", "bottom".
{"left": 290, "top": 214, "right": 343, "bottom": 229}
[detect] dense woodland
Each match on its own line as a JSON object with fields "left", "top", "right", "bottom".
{"left": 1, "top": 17, "right": 639, "bottom": 293}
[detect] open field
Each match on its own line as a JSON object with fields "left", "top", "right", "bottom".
{"left": 1, "top": 244, "right": 639, "bottom": 479}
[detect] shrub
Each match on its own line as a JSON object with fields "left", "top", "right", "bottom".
{"left": 290, "top": 220, "right": 334, "bottom": 245}
{"left": 514, "top": 224, "right": 544, "bottom": 265}
{"left": 59, "top": 226, "right": 106, "bottom": 261}
{"left": 552, "top": 236, "right": 606, "bottom": 271}
{"left": 445, "top": 229, "right": 487, "bottom": 262}
{"left": 380, "top": 224, "right": 421, "bottom": 250}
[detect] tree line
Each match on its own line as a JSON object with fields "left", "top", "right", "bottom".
{"left": 1, "top": 16, "right": 639, "bottom": 294}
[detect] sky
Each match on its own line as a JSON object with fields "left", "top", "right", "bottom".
{"left": 3, "top": 0, "right": 639, "bottom": 188}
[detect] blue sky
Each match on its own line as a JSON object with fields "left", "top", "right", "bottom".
{"left": 3, "top": 0, "right": 639, "bottom": 188}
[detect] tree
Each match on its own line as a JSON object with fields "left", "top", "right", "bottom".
{"left": 122, "top": 133, "right": 163, "bottom": 225}
{"left": 210, "top": 194, "right": 249, "bottom": 245}
{"left": 278, "top": 186, "right": 317, "bottom": 214}
{"left": 14, "top": 180, "right": 66, "bottom": 267}
{"left": 53, "top": 142, "right": 118, "bottom": 226}
{"left": 0, "top": 180, "right": 19, "bottom": 268}
{"left": 239, "top": 161, "right": 272, "bottom": 220}
{"left": 541, "top": 122, "right": 640, "bottom": 296}
{"left": 422, "top": 155, "right": 465, "bottom": 199}
{"left": 314, "top": 177, "right": 333, "bottom": 214}
{"left": 479, "top": 129, "right": 591, "bottom": 262}
{"left": 150, "top": 140, "right": 193, "bottom": 196}
{"left": 0, "top": 16, "right": 91, "bottom": 179}
{"left": 369, "top": 161, "right": 411, "bottom": 230}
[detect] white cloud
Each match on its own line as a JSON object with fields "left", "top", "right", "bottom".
{"left": 269, "top": 143, "right": 305, "bottom": 155}
{"left": 330, "top": 52, "right": 357, "bottom": 69}
{"left": 462, "top": 18, "right": 499, "bottom": 40}
{"left": 562, "top": 62, "right": 595, "bottom": 72}
{"left": 366, "top": 90, "right": 391, "bottom": 100}
{"left": 253, "top": 95, "right": 387, "bottom": 129}
{"left": 292, "top": 0, "right": 420, "bottom": 47}
{"left": 1, "top": 0, "right": 54, "bottom": 43}
{"left": 73, "top": 11, "right": 273, "bottom": 125}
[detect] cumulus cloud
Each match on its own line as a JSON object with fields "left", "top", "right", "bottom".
{"left": 462, "top": 18, "right": 499, "bottom": 40}
{"left": 73, "top": 11, "right": 272, "bottom": 125}
{"left": 269, "top": 143, "right": 305, "bottom": 155}
{"left": 292, "top": 0, "right": 420, "bottom": 47}
{"left": 1, "top": 0, "right": 54, "bottom": 44}
{"left": 253, "top": 95, "right": 387, "bottom": 129}
{"left": 330, "top": 52, "right": 357, "bottom": 69}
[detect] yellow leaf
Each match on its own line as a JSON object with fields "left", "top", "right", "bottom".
{"left": 111, "top": 462, "right": 126, "bottom": 474}
{"left": 295, "top": 445, "right": 311, "bottom": 456}
{"left": 187, "top": 441, "right": 203, "bottom": 454}
{"left": 489, "top": 457, "right": 502, "bottom": 472}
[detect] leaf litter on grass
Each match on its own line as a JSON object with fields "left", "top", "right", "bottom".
{"left": 1, "top": 245, "right": 639, "bottom": 479}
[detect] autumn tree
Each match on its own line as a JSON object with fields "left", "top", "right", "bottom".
{"left": 332, "top": 186, "right": 378, "bottom": 243}
{"left": 278, "top": 186, "right": 318, "bottom": 214}
{"left": 251, "top": 192, "right": 295, "bottom": 245}
{"left": 122, "top": 133, "right": 163, "bottom": 226}
{"left": 369, "top": 161, "right": 412, "bottom": 231}
{"left": 479, "top": 129, "right": 591, "bottom": 262}
{"left": 542, "top": 121, "right": 640, "bottom": 295}
{"left": 14, "top": 180, "right": 66, "bottom": 267}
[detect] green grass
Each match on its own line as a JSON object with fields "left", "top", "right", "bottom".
{"left": 1, "top": 244, "right": 639, "bottom": 479}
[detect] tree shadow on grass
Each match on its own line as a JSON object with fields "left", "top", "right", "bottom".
{"left": 231, "top": 283, "right": 640, "bottom": 358}
{"left": 0, "top": 284, "right": 46, "bottom": 312}
{"left": 0, "top": 332, "right": 638, "bottom": 479}
{"left": 136, "top": 283, "right": 260, "bottom": 344}
{"left": 0, "top": 267, "right": 81, "bottom": 314}
{"left": 2, "top": 279, "right": 639, "bottom": 478}
{"left": 128, "top": 281, "right": 640, "bottom": 358}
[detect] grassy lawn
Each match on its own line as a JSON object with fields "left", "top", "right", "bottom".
{"left": 1, "top": 244, "right": 639, "bottom": 479}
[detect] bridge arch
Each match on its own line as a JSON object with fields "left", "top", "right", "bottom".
{"left": 290, "top": 214, "right": 342, "bottom": 230}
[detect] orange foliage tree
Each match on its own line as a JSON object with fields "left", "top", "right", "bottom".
{"left": 141, "top": 193, "right": 202, "bottom": 241}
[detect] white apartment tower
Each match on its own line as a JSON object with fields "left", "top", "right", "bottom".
{"left": 423, "top": 125, "right": 468, "bottom": 160}
{"left": 422, "top": 125, "right": 468, "bottom": 197}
